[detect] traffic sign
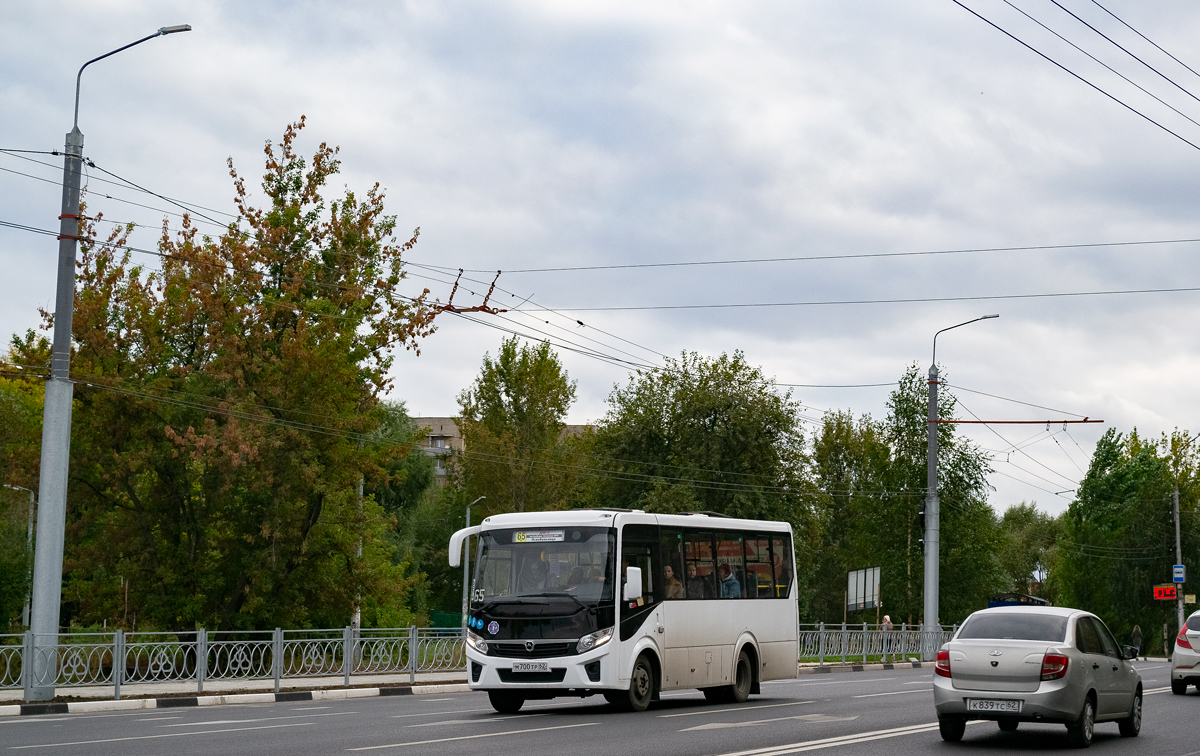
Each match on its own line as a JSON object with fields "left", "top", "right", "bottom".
{"left": 1174, "top": 565, "right": 1186, "bottom": 583}
{"left": 1154, "top": 584, "right": 1178, "bottom": 600}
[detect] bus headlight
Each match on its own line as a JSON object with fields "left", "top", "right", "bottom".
{"left": 577, "top": 628, "right": 613, "bottom": 654}
{"left": 466, "top": 631, "right": 488, "bottom": 654}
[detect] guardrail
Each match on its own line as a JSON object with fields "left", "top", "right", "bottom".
{"left": 799, "top": 622, "right": 956, "bottom": 665}
{"left": 0, "top": 627, "right": 465, "bottom": 700}
{"left": 0, "top": 621, "right": 953, "bottom": 700}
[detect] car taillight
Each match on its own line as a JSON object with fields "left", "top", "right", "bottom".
{"left": 935, "top": 650, "right": 952, "bottom": 678}
{"left": 1040, "top": 653, "right": 1069, "bottom": 680}
{"left": 1177, "top": 627, "right": 1193, "bottom": 651}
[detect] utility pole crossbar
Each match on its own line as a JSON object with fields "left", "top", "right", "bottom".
{"left": 931, "top": 419, "right": 1103, "bottom": 424}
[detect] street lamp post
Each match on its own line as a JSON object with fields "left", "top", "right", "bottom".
{"left": 461, "top": 496, "right": 485, "bottom": 632}
{"left": 27, "top": 24, "right": 191, "bottom": 702}
{"left": 2, "top": 485, "right": 35, "bottom": 627}
{"left": 923, "top": 314, "right": 998, "bottom": 657}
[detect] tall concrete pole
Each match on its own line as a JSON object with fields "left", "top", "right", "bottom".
{"left": 1175, "top": 484, "right": 1184, "bottom": 630}
{"left": 922, "top": 314, "right": 998, "bottom": 657}
{"left": 923, "top": 363, "right": 940, "bottom": 653}
{"left": 26, "top": 25, "right": 191, "bottom": 702}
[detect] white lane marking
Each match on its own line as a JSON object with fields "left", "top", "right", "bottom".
{"left": 1137, "top": 665, "right": 1164, "bottom": 670}
{"left": 420, "top": 698, "right": 455, "bottom": 702}
{"left": 9, "top": 722, "right": 314, "bottom": 750}
{"left": 852, "top": 690, "right": 926, "bottom": 698}
{"left": 1144, "top": 686, "right": 1172, "bottom": 695}
{"left": 291, "top": 706, "right": 332, "bottom": 711}
{"left": 133, "top": 716, "right": 181, "bottom": 721}
{"left": 715, "top": 720, "right": 985, "bottom": 756}
{"left": 346, "top": 722, "right": 599, "bottom": 751}
{"left": 902, "top": 681, "right": 932, "bottom": 685}
{"left": 762, "top": 677, "right": 897, "bottom": 688}
{"left": 162, "top": 711, "right": 354, "bottom": 727}
{"left": 407, "top": 714, "right": 546, "bottom": 727}
{"left": 659, "top": 701, "right": 815, "bottom": 718}
{"left": 682, "top": 714, "right": 858, "bottom": 732}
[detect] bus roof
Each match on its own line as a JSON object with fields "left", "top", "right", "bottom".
{"left": 478, "top": 509, "right": 792, "bottom": 534}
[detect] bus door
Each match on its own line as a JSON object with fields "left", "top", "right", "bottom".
{"left": 618, "top": 524, "right": 661, "bottom": 683}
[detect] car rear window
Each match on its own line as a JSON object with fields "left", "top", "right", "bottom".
{"left": 957, "top": 613, "right": 1068, "bottom": 642}
{"left": 1188, "top": 615, "right": 1200, "bottom": 632}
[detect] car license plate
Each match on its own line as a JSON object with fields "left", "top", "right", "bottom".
{"left": 511, "top": 662, "right": 550, "bottom": 673}
{"left": 967, "top": 699, "right": 1021, "bottom": 713}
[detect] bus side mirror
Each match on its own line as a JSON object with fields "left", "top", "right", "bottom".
{"left": 624, "top": 566, "right": 643, "bottom": 601}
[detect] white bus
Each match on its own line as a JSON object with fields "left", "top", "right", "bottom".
{"left": 449, "top": 509, "right": 798, "bottom": 713}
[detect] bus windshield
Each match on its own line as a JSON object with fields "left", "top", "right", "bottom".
{"left": 472, "top": 527, "right": 615, "bottom": 606}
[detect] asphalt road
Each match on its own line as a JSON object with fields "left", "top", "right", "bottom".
{"left": 1, "top": 661, "right": 1192, "bottom": 755}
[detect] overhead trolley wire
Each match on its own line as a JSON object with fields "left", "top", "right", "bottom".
{"left": 951, "top": 0, "right": 1200, "bottom": 155}
{"left": 1089, "top": 0, "right": 1200, "bottom": 82}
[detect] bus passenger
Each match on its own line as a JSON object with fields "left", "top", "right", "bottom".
{"left": 685, "top": 563, "right": 712, "bottom": 599}
{"left": 717, "top": 563, "right": 741, "bottom": 598}
{"left": 663, "top": 565, "right": 684, "bottom": 599}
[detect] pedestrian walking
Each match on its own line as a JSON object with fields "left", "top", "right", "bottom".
{"left": 881, "top": 614, "right": 894, "bottom": 662}
{"left": 1131, "top": 625, "right": 1143, "bottom": 661}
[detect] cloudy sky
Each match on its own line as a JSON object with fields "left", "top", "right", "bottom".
{"left": 5, "top": 0, "right": 1200, "bottom": 515}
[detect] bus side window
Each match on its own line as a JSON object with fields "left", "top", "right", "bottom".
{"left": 683, "top": 530, "right": 715, "bottom": 599}
{"left": 771, "top": 535, "right": 793, "bottom": 598}
{"left": 661, "top": 529, "right": 685, "bottom": 600}
{"left": 715, "top": 533, "right": 746, "bottom": 599}
{"left": 744, "top": 535, "right": 773, "bottom": 598}
{"left": 621, "top": 524, "right": 660, "bottom": 605}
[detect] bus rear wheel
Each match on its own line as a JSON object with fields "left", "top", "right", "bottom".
{"left": 487, "top": 690, "right": 525, "bottom": 714}
{"left": 703, "top": 648, "right": 753, "bottom": 704}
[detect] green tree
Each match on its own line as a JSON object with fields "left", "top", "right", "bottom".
{"left": 10, "top": 118, "right": 435, "bottom": 631}
{"left": 997, "top": 502, "right": 1061, "bottom": 602}
{"left": 457, "top": 336, "right": 585, "bottom": 515}
{"left": 809, "top": 365, "right": 1002, "bottom": 626}
{"left": 0, "top": 336, "right": 45, "bottom": 629}
{"left": 1058, "top": 428, "right": 1197, "bottom": 654}
{"left": 586, "top": 351, "right": 819, "bottom": 613}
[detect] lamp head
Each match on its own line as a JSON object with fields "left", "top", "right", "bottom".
{"left": 982, "top": 314, "right": 999, "bottom": 320}
{"left": 158, "top": 24, "right": 192, "bottom": 35}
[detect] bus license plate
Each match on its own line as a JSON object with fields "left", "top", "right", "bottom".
{"left": 512, "top": 662, "right": 550, "bottom": 673}
{"left": 967, "top": 699, "right": 1021, "bottom": 713}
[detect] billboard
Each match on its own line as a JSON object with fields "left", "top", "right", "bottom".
{"left": 847, "top": 566, "right": 880, "bottom": 611}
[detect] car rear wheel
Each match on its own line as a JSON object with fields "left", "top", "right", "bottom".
{"left": 1172, "top": 679, "right": 1188, "bottom": 695}
{"left": 487, "top": 690, "right": 525, "bottom": 714}
{"left": 1117, "top": 691, "right": 1141, "bottom": 738}
{"left": 998, "top": 719, "right": 1018, "bottom": 732}
{"left": 939, "top": 715, "right": 966, "bottom": 742}
{"left": 1066, "top": 697, "right": 1095, "bottom": 748}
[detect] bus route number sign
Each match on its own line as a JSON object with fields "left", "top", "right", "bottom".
{"left": 514, "top": 530, "right": 565, "bottom": 543}
{"left": 1154, "top": 584, "right": 1177, "bottom": 600}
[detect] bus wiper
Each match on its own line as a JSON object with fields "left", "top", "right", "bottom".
{"left": 524, "top": 592, "right": 589, "bottom": 612}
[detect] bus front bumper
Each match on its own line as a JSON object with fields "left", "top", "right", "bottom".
{"left": 466, "top": 645, "right": 620, "bottom": 692}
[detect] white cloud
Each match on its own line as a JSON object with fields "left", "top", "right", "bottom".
{"left": 5, "top": 0, "right": 1200, "bottom": 514}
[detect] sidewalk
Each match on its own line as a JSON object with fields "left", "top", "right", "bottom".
{"left": 0, "top": 670, "right": 467, "bottom": 705}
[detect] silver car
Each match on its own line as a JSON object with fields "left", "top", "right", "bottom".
{"left": 933, "top": 606, "right": 1141, "bottom": 747}
{"left": 1171, "top": 609, "right": 1200, "bottom": 694}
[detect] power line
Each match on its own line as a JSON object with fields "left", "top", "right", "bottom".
{"left": 1046, "top": 0, "right": 1200, "bottom": 107}
{"left": 998, "top": 0, "right": 1200, "bottom": 133}
{"left": 550, "top": 284, "right": 1200, "bottom": 311}
{"left": 1089, "top": 0, "right": 1200, "bottom": 82}
{"left": 412, "top": 237, "right": 1200, "bottom": 275}
{"left": 951, "top": 0, "right": 1200, "bottom": 154}
{"left": 945, "top": 383, "right": 1088, "bottom": 418}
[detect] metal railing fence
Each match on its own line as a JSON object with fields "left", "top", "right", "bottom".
{"left": 1, "top": 622, "right": 952, "bottom": 700}
{"left": 3, "top": 627, "right": 465, "bottom": 700}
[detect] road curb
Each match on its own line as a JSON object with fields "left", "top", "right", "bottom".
{"left": 0, "top": 683, "right": 472, "bottom": 718}
{"left": 798, "top": 661, "right": 925, "bottom": 675}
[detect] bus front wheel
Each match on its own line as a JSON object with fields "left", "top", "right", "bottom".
{"left": 608, "top": 654, "right": 656, "bottom": 712}
{"left": 488, "top": 690, "right": 525, "bottom": 714}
